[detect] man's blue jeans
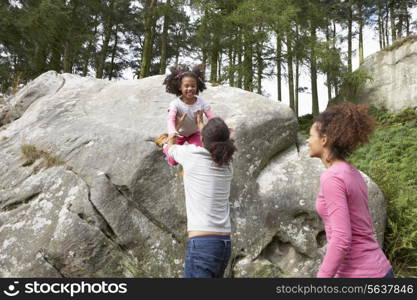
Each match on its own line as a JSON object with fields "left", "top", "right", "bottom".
{"left": 184, "top": 235, "right": 232, "bottom": 278}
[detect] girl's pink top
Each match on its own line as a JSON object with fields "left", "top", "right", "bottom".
{"left": 316, "top": 161, "right": 392, "bottom": 278}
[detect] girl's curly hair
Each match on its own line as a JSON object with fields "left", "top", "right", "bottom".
{"left": 315, "top": 102, "right": 375, "bottom": 161}
{"left": 163, "top": 64, "right": 206, "bottom": 96}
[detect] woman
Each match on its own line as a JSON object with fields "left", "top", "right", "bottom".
{"left": 165, "top": 116, "right": 236, "bottom": 278}
{"left": 306, "top": 102, "right": 393, "bottom": 278}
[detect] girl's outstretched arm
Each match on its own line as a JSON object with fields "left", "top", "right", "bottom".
{"left": 204, "top": 109, "right": 215, "bottom": 120}
{"left": 167, "top": 110, "right": 178, "bottom": 134}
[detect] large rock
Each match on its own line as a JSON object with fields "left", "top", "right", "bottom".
{"left": 357, "top": 37, "right": 417, "bottom": 112}
{"left": 0, "top": 72, "right": 65, "bottom": 126}
{"left": 0, "top": 71, "right": 386, "bottom": 277}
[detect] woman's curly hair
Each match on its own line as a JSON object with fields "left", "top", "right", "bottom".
{"left": 315, "top": 102, "right": 375, "bottom": 161}
{"left": 163, "top": 64, "right": 207, "bottom": 96}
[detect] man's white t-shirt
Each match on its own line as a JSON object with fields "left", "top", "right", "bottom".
{"left": 168, "top": 144, "right": 232, "bottom": 233}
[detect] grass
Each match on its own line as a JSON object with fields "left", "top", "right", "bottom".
{"left": 21, "top": 144, "right": 65, "bottom": 172}
{"left": 298, "top": 107, "right": 417, "bottom": 277}
{"left": 382, "top": 35, "right": 417, "bottom": 52}
{"left": 349, "top": 107, "right": 417, "bottom": 277}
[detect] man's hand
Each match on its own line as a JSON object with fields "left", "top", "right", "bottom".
{"left": 167, "top": 133, "right": 178, "bottom": 150}
{"left": 196, "top": 110, "right": 204, "bottom": 132}
{"left": 175, "top": 113, "right": 187, "bottom": 131}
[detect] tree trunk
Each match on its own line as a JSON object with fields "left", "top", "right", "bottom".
{"left": 256, "top": 39, "right": 263, "bottom": 95}
{"left": 237, "top": 30, "right": 243, "bottom": 89}
{"left": 202, "top": 49, "right": 207, "bottom": 67}
{"left": 63, "top": 41, "right": 72, "bottom": 73}
{"left": 385, "top": 4, "right": 390, "bottom": 45}
{"left": 228, "top": 47, "right": 235, "bottom": 87}
{"left": 159, "top": 0, "right": 170, "bottom": 74}
{"left": 36, "top": 45, "right": 48, "bottom": 75}
{"left": 358, "top": 4, "right": 364, "bottom": 65}
{"left": 295, "top": 60, "right": 299, "bottom": 116}
{"left": 378, "top": 7, "right": 383, "bottom": 49}
{"left": 108, "top": 25, "right": 119, "bottom": 80}
{"left": 49, "top": 38, "right": 62, "bottom": 72}
{"left": 83, "top": 19, "right": 98, "bottom": 77}
{"left": 140, "top": 0, "right": 158, "bottom": 78}
{"left": 389, "top": 1, "right": 397, "bottom": 43}
{"left": 406, "top": 4, "right": 410, "bottom": 36}
{"left": 96, "top": 1, "right": 115, "bottom": 79}
{"left": 347, "top": 4, "right": 353, "bottom": 73}
{"left": 243, "top": 33, "right": 253, "bottom": 92}
{"left": 210, "top": 47, "right": 218, "bottom": 83}
{"left": 310, "top": 26, "right": 319, "bottom": 116}
{"left": 294, "top": 25, "right": 299, "bottom": 116}
{"left": 333, "top": 21, "right": 338, "bottom": 96}
{"left": 398, "top": 3, "right": 403, "bottom": 38}
{"left": 326, "top": 25, "right": 332, "bottom": 101}
{"left": 63, "top": 1, "right": 80, "bottom": 74}
{"left": 398, "top": 0, "right": 408, "bottom": 38}
{"left": 276, "top": 31, "right": 282, "bottom": 102}
{"left": 286, "top": 31, "right": 294, "bottom": 111}
{"left": 218, "top": 51, "right": 222, "bottom": 82}
{"left": 295, "top": 56, "right": 299, "bottom": 117}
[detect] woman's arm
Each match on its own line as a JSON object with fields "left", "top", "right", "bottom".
{"left": 317, "top": 176, "right": 352, "bottom": 278}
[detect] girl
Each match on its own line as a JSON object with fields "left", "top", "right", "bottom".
{"left": 166, "top": 117, "right": 236, "bottom": 278}
{"left": 306, "top": 102, "right": 393, "bottom": 278}
{"left": 162, "top": 64, "right": 215, "bottom": 165}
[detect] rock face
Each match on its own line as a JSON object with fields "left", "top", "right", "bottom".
{"left": 357, "top": 38, "right": 417, "bottom": 112}
{"left": 0, "top": 71, "right": 386, "bottom": 277}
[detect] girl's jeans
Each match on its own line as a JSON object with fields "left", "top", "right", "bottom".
{"left": 184, "top": 235, "right": 231, "bottom": 278}
{"left": 163, "top": 132, "right": 202, "bottom": 166}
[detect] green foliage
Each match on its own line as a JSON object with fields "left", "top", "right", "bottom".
{"left": 368, "top": 106, "right": 417, "bottom": 127}
{"left": 297, "top": 114, "right": 314, "bottom": 137}
{"left": 337, "top": 69, "right": 373, "bottom": 102}
{"left": 349, "top": 107, "right": 417, "bottom": 277}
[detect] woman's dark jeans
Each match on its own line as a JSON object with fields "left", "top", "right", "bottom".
{"left": 383, "top": 268, "right": 395, "bottom": 278}
{"left": 184, "top": 235, "right": 231, "bottom": 278}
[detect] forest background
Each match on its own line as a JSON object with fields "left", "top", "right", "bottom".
{"left": 1, "top": 0, "right": 417, "bottom": 116}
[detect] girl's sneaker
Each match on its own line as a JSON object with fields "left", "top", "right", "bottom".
{"left": 154, "top": 133, "right": 168, "bottom": 148}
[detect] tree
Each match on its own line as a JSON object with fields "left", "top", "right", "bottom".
{"left": 96, "top": 0, "right": 116, "bottom": 78}
{"left": 139, "top": 0, "right": 158, "bottom": 78}
{"left": 159, "top": 0, "right": 170, "bottom": 74}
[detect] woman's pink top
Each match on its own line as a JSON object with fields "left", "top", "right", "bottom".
{"left": 316, "top": 161, "right": 392, "bottom": 278}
